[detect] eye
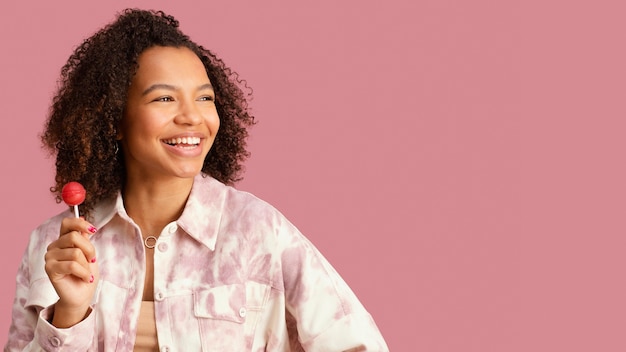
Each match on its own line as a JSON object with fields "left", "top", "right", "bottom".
{"left": 154, "top": 96, "right": 174, "bottom": 102}
{"left": 198, "top": 95, "right": 215, "bottom": 102}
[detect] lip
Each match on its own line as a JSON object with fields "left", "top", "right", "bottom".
{"left": 160, "top": 132, "right": 207, "bottom": 158}
{"left": 161, "top": 132, "right": 207, "bottom": 140}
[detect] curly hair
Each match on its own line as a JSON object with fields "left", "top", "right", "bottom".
{"left": 42, "top": 9, "right": 255, "bottom": 216}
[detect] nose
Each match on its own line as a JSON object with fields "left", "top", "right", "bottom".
{"left": 174, "top": 99, "right": 203, "bottom": 125}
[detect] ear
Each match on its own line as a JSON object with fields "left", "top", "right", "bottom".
{"left": 116, "top": 125, "right": 124, "bottom": 140}
{"left": 116, "top": 114, "right": 126, "bottom": 140}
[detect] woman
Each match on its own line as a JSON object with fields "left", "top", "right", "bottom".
{"left": 5, "top": 8, "right": 388, "bottom": 352}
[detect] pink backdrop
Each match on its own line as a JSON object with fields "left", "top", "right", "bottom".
{"left": 2, "top": 1, "right": 625, "bottom": 351}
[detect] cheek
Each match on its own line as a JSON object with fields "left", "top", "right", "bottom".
{"left": 214, "top": 117, "right": 221, "bottom": 133}
{"left": 209, "top": 112, "right": 220, "bottom": 134}
{"left": 128, "top": 110, "right": 168, "bottom": 135}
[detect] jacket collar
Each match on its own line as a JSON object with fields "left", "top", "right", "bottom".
{"left": 91, "top": 173, "right": 227, "bottom": 251}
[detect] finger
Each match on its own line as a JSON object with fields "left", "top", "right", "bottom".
{"left": 46, "top": 247, "right": 90, "bottom": 267}
{"left": 47, "top": 231, "right": 97, "bottom": 263}
{"left": 60, "top": 217, "right": 98, "bottom": 237}
{"left": 45, "top": 255, "right": 94, "bottom": 283}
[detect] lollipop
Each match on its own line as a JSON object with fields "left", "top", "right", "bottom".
{"left": 62, "top": 182, "right": 86, "bottom": 218}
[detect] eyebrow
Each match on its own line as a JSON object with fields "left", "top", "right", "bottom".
{"left": 141, "top": 83, "right": 214, "bottom": 96}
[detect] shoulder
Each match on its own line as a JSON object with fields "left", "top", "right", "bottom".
{"left": 27, "top": 210, "right": 71, "bottom": 252}
{"left": 18, "top": 209, "right": 70, "bottom": 287}
{"left": 193, "top": 174, "right": 290, "bottom": 227}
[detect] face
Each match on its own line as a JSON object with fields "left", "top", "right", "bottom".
{"left": 120, "top": 46, "right": 219, "bottom": 182}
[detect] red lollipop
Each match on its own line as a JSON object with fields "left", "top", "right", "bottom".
{"left": 62, "top": 182, "right": 86, "bottom": 218}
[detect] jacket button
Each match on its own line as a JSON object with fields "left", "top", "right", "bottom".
{"left": 49, "top": 336, "right": 61, "bottom": 347}
{"left": 158, "top": 242, "right": 168, "bottom": 252}
{"left": 239, "top": 307, "right": 247, "bottom": 318}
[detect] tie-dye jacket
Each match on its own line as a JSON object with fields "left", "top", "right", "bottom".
{"left": 5, "top": 174, "right": 388, "bottom": 351}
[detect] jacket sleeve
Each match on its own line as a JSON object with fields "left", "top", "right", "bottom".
{"left": 4, "top": 226, "right": 97, "bottom": 352}
{"left": 278, "top": 220, "right": 389, "bottom": 351}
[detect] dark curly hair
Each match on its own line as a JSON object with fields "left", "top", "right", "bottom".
{"left": 42, "top": 8, "right": 255, "bottom": 216}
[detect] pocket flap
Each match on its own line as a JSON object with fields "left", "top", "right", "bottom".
{"left": 193, "top": 284, "right": 246, "bottom": 323}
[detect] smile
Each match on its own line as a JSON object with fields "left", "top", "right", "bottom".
{"left": 162, "top": 136, "right": 201, "bottom": 149}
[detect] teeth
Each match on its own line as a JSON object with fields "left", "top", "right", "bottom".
{"left": 164, "top": 137, "right": 201, "bottom": 145}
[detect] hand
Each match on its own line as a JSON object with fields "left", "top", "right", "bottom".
{"left": 44, "top": 217, "right": 99, "bottom": 328}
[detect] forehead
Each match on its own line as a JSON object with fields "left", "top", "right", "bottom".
{"left": 132, "top": 46, "right": 210, "bottom": 85}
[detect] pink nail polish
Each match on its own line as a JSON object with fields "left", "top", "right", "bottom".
{"left": 90, "top": 257, "right": 97, "bottom": 263}
{"left": 89, "top": 274, "right": 94, "bottom": 283}
{"left": 88, "top": 226, "right": 97, "bottom": 233}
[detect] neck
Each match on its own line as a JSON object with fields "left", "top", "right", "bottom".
{"left": 123, "top": 175, "right": 195, "bottom": 236}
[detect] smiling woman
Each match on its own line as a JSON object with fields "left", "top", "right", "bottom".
{"left": 121, "top": 46, "right": 220, "bottom": 182}
{"left": 4, "top": 8, "right": 388, "bottom": 352}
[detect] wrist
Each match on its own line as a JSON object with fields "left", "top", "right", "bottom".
{"left": 50, "top": 301, "right": 92, "bottom": 328}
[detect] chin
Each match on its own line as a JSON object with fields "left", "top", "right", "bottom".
{"left": 174, "top": 166, "right": 203, "bottom": 179}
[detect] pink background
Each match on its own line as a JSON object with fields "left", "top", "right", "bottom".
{"left": 1, "top": 1, "right": 625, "bottom": 351}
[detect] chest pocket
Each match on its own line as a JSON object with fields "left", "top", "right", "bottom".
{"left": 194, "top": 284, "right": 246, "bottom": 323}
{"left": 192, "top": 281, "right": 270, "bottom": 351}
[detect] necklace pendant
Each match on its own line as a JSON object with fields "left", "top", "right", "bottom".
{"left": 144, "top": 236, "right": 158, "bottom": 249}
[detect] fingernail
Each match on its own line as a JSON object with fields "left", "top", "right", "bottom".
{"left": 89, "top": 274, "right": 94, "bottom": 283}
{"left": 88, "top": 226, "right": 97, "bottom": 233}
{"left": 90, "top": 257, "right": 97, "bottom": 263}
